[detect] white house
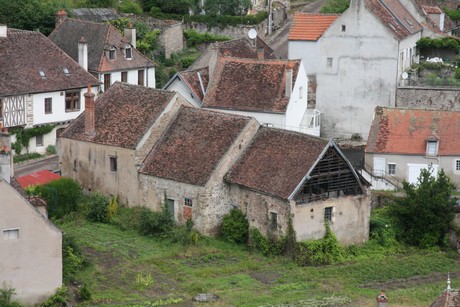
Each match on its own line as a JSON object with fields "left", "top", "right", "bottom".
{"left": 0, "top": 25, "right": 100, "bottom": 154}
{"left": 288, "top": 0, "right": 423, "bottom": 139}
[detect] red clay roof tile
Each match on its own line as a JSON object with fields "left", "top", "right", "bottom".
{"left": 17, "top": 170, "right": 61, "bottom": 189}
{"left": 288, "top": 13, "right": 339, "bottom": 41}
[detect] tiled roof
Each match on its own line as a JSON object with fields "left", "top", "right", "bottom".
{"left": 17, "top": 170, "right": 61, "bottom": 189}
{"left": 202, "top": 57, "right": 300, "bottom": 113}
{"left": 416, "top": 0, "right": 457, "bottom": 32}
{"left": 60, "top": 82, "right": 175, "bottom": 149}
{"left": 179, "top": 67, "right": 209, "bottom": 101}
{"left": 365, "top": 0, "right": 422, "bottom": 40}
{"left": 422, "top": 5, "right": 442, "bottom": 14}
{"left": 140, "top": 106, "right": 252, "bottom": 186}
{"left": 71, "top": 8, "right": 120, "bottom": 22}
{"left": 49, "top": 18, "right": 154, "bottom": 73}
{"left": 430, "top": 290, "right": 460, "bottom": 307}
{"left": 288, "top": 13, "right": 339, "bottom": 41}
{"left": 225, "top": 127, "right": 329, "bottom": 200}
{"left": 0, "top": 28, "right": 99, "bottom": 96}
{"left": 366, "top": 107, "right": 460, "bottom": 155}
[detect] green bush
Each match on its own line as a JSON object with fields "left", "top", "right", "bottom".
{"left": 139, "top": 206, "right": 174, "bottom": 237}
{"left": 34, "top": 178, "right": 82, "bottom": 219}
{"left": 170, "top": 219, "right": 200, "bottom": 245}
{"left": 41, "top": 286, "right": 68, "bottom": 307}
{"left": 220, "top": 208, "right": 248, "bottom": 244}
{"left": 184, "top": 29, "right": 230, "bottom": 48}
{"left": 86, "top": 193, "right": 110, "bottom": 223}
{"left": 111, "top": 206, "right": 145, "bottom": 231}
{"left": 369, "top": 207, "right": 397, "bottom": 247}
{"left": 321, "top": 0, "right": 349, "bottom": 13}
{"left": 78, "top": 284, "right": 91, "bottom": 301}
{"left": 118, "top": 0, "right": 143, "bottom": 14}
{"left": 45, "top": 145, "right": 57, "bottom": 155}
{"left": 0, "top": 282, "right": 23, "bottom": 307}
{"left": 249, "top": 228, "right": 284, "bottom": 257}
{"left": 455, "top": 67, "right": 460, "bottom": 79}
{"left": 13, "top": 152, "right": 42, "bottom": 163}
{"left": 416, "top": 37, "right": 460, "bottom": 50}
{"left": 62, "top": 234, "right": 85, "bottom": 283}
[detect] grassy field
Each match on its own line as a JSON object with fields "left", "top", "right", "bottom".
{"left": 60, "top": 218, "right": 460, "bottom": 306}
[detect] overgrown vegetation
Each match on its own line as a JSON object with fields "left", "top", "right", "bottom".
{"left": 416, "top": 37, "right": 460, "bottom": 50}
{"left": 0, "top": 282, "right": 22, "bottom": 307}
{"left": 220, "top": 208, "right": 249, "bottom": 244}
{"left": 13, "top": 152, "right": 42, "bottom": 163}
{"left": 321, "top": 0, "right": 349, "bottom": 13}
{"left": 184, "top": 29, "right": 230, "bottom": 48}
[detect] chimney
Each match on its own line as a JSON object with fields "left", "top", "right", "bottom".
{"left": 285, "top": 68, "right": 293, "bottom": 98}
{"left": 55, "top": 9, "right": 68, "bottom": 28}
{"left": 376, "top": 291, "right": 388, "bottom": 307}
{"left": 78, "top": 37, "right": 88, "bottom": 71}
{"left": 257, "top": 48, "right": 264, "bottom": 60}
{"left": 84, "top": 84, "right": 95, "bottom": 135}
{"left": 124, "top": 23, "right": 136, "bottom": 49}
{"left": 439, "top": 12, "right": 445, "bottom": 32}
{"left": 0, "top": 24, "right": 6, "bottom": 38}
{"left": 208, "top": 44, "right": 219, "bottom": 80}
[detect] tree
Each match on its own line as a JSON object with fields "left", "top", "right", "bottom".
{"left": 144, "top": 0, "right": 193, "bottom": 14}
{"left": 204, "top": 0, "right": 251, "bottom": 16}
{"left": 390, "top": 168, "right": 457, "bottom": 248}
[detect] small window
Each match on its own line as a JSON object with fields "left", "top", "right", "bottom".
{"left": 104, "top": 74, "right": 111, "bottom": 91}
{"left": 73, "top": 159, "right": 77, "bottom": 171}
{"left": 324, "top": 207, "right": 333, "bottom": 222}
{"left": 138, "top": 69, "right": 144, "bottom": 86}
{"left": 184, "top": 197, "right": 193, "bottom": 207}
{"left": 44, "top": 98, "right": 52, "bottom": 114}
{"left": 327, "top": 57, "right": 333, "bottom": 67}
{"left": 341, "top": 24, "right": 346, "bottom": 32}
{"left": 426, "top": 141, "right": 438, "bottom": 156}
{"left": 270, "top": 212, "right": 277, "bottom": 230}
{"left": 3, "top": 228, "right": 19, "bottom": 240}
{"left": 65, "top": 90, "right": 80, "bottom": 112}
{"left": 63, "top": 67, "right": 70, "bottom": 75}
{"left": 121, "top": 71, "right": 128, "bottom": 83}
{"left": 125, "top": 47, "right": 132, "bottom": 59}
{"left": 110, "top": 156, "right": 117, "bottom": 172}
{"left": 388, "top": 163, "right": 396, "bottom": 175}
{"left": 108, "top": 48, "right": 116, "bottom": 60}
{"left": 456, "top": 160, "right": 460, "bottom": 171}
{"left": 299, "top": 86, "right": 303, "bottom": 99}
{"left": 36, "top": 135, "right": 43, "bottom": 147}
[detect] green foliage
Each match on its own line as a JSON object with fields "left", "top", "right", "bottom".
{"left": 34, "top": 178, "right": 82, "bottom": 219}
{"left": 139, "top": 205, "right": 174, "bottom": 237}
{"left": 204, "top": 0, "right": 251, "bottom": 16}
{"left": 0, "top": 282, "right": 23, "bottom": 307}
{"left": 455, "top": 67, "right": 460, "bottom": 79}
{"left": 40, "top": 286, "right": 68, "bottom": 307}
{"left": 390, "top": 168, "right": 457, "bottom": 248}
{"left": 107, "top": 195, "right": 119, "bottom": 221}
{"left": 295, "top": 222, "right": 345, "bottom": 265}
{"left": 111, "top": 206, "right": 147, "bottom": 231}
{"left": 78, "top": 284, "right": 91, "bottom": 301}
{"left": 118, "top": 0, "right": 143, "bottom": 14}
{"left": 13, "top": 152, "right": 42, "bottom": 163}
{"left": 86, "top": 193, "right": 110, "bottom": 223}
{"left": 369, "top": 207, "right": 397, "bottom": 247}
{"left": 249, "top": 228, "right": 284, "bottom": 257}
{"left": 84, "top": 0, "right": 116, "bottom": 8}
{"left": 220, "top": 208, "right": 249, "bottom": 244}
{"left": 416, "top": 37, "right": 460, "bottom": 50}
{"left": 169, "top": 219, "right": 201, "bottom": 245}
{"left": 444, "top": 8, "right": 460, "bottom": 22}
{"left": 321, "top": 0, "right": 349, "bottom": 13}
{"left": 45, "top": 145, "right": 57, "bottom": 155}
{"left": 135, "top": 273, "right": 154, "bottom": 289}
{"left": 62, "top": 234, "right": 85, "bottom": 283}
{"left": 184, "top": 29, "right": 230, "bottom": 48}
{"left": 145, "top": 0, "right": 193, "bottom": 14}
{"left": 10, "top": 125, "right": 55, "bottom": 154}
{"left": 137, "top": 29, "right": 161, "bottom": 57}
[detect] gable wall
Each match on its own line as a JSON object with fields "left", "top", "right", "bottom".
{"left": 164, "top": 77, "right": 202, "bottom": 108}
{"left": 285, "top": 63, "right": 310, "bottom": 131}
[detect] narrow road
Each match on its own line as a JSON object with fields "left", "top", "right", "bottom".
{"left": 14, "top": 155, "right": 60, "bottom": 178}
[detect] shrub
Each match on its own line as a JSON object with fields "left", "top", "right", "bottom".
{"left": 41, "top": 286, "right": 68, "bottom": 307}
{"left": 78, "top": 284, "right": 91, "bottom": 301}
{"left": 139, "top": 206, "right": 174, "bottom": 237}
{"left": 34, "top": 178, "right": 82, "bottom": 219}
{"left": 107, "top": 195, "right": 119, "bottom": 222}
{"left": 184, "top": 29, "right": 230, "bottom": 48}
{"left": 62, "top": 234, "right": 85, "bottom": 283}
{"left": 220, "top": 208, "right": 248, "bottom": 244}
{"left": 111, "top": 206, "right": 145, "bottom": 231}
{"left": 86, "top": 193, "right": 110, "bottom": 223}
{"left": 118, "top": 0, "right": 143, "bottom": 14}
{"left": 13, "top": 152, "right": 42, "bottom": 163}
{"left": 249, "top": 228, "right": 284, "bottom": 257}
{"left": 0, "top": 282, "right": 22, "bottom": 307}
{"left": 45, "top": 145, "right": 56, "bottom": 155}
{"left": 170, "top": 219, "right": 200, "bottom": 245}
{"left": 455, "top": 67, "right": 460, "bottom": 79}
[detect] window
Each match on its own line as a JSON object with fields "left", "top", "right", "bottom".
{"left": 65, "top": 90, "right": 80, "bottom": 111}
{"left": 388, "top": 163, "right": 396, "bottom": 175}
{"left": 426, "top": 141, "right": 438, "bottom": 156}
{"left": 299, "top": 86, "right": 303, "bottom": 99}
{"left": 104, "top": 73, "right": 111, "bottom": 91}
{"left": 456, "top": 160, "right": 460, "bottom": 171}
{"left": 270, "top": 212, "right": 277, "bottom": 230}
{"left": 184, "top": 197, "right": 193, "bottom": 207}
{"left": 138, "top": 69, "right": 144, "bottom": 86}
{"left": 44, "top": 98, "right": 52, "bottom": 114}
{"left": 341, "top": 24, "right": 346, "bottom": 32}
{"left": 324, "top": 207, "right": 333, "bottom": 222}
{"left": 36, "top": 135, "right": 43, "bottom": 147}
{"left": 3, "top": 228, "right": 19, "bottom": 240}
{"left": 125, "top": 46, "right": 132, "bottom": 59}
{"left": 38, "top": 69, "right": 46, "bottom": 78}
{"left": 121, "top": 71, "right": 128, "bottom": 83}
{"left": 108, "top": 48, "right": 116, "bottom": 60}
{"left": 63, "top": 67, "right": 70, "bottom": 75}
{"left": 110, "top": 156, "right": 117, "bottom": 172}
{"left": 327, "top": 57, "right": 333, "bottom": 67}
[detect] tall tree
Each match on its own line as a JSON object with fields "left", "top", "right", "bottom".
{"left": 204, "top": 0, "right": 250, "bottom": 16}
{"left": 391, "top": 168, "right": 457, "bottom": 248}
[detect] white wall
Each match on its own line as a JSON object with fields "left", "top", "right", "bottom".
{"left": 164, "top": 76, "right": 202, "bottom": 108}
{"left": 285, "top": 62, "right": 309, "bottom": 131}
{"left": 99, "top": 67, "right": 156, "bottom": 92}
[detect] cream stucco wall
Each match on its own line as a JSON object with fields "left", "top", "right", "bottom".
{"left": 0, "top": 180, "right": 62, "bottom": 305}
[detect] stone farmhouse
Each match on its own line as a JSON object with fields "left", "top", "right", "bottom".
{"left": 288, "top": 0, "right": 423, "bottom": 139}
{"left": 49, "top": 12, "right": 155, "bottom": 92}
{"left": 365, "top": 107, "right": 460, "bottom": 189}
{"left": 58, "top": 82, "right": 188, "bottom": 205}
{"left": 0, "top": 25, "right": 99, "bottom": 154}
{"left": 0, "top": 131, "right": 62, "bottom": 305}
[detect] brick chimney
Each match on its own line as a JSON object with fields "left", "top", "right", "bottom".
{"left": 124, "top": 23, "right": 136, "bottom": 49}
{"left": 78, "top": 37, "right": 88, "bottom": 71}
{"left": 257, "top": 48, "right": 264, "bottom": 60}
{"left": 0, "top": 24, "right": 6, "bottom": 38}
{"left": 84, "top": 85, "right": 95, "bottom": 135}
{"left": 55, "top": 10, "right": 68, "bottom": 28}
{"left": 285, "top": 68, "right": 293, "bottom": 98}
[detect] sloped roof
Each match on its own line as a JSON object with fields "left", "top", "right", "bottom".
{"left": 202, "top": 57, "right": 300, "bottom": 113}
{"left": 430, "top": 290, "right": 460, "bottom": 307}
{"left": 179, "top": 67, "right": 209, "bottom": 101}
{"left": 225, "top": 127, "right": 329, "bottom": 200}
{"left": 60, "top": 82, "right": 175, "bottom": 149}
{"left": 366, "top": 107, "right": 460, "bottom": 155}
{"left": 140, "top": 106, "right": 252, "bottom": 186}
{"left": 365, "top": 0, "right": 422, "bottom": 40}
{"left": 49, "top": 18, "right": 154, "bottom": 73}
{"left": 416, "top": 0, "right": 457, "bottom": 32}
{"left": 17, "top": 170, "right": 61, "bottom": 189}
{"left": 288, "top": 13, "right": 339, "bottom": 41}
{"left": 0, "top": 28, "right": 98, "bottom": 96}
{"left": 71, "top": 8, "right": 120, "bottom": 23}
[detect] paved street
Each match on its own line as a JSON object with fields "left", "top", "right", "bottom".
{"left": 14, "top": 155, "right": 60, "bottom": 178}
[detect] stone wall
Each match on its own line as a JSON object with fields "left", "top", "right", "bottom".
{"left": 396, "top": 87, "right": 460, "bottom": 110}
{"left": 184, "top": 22, "right": 267, "bottom": 40}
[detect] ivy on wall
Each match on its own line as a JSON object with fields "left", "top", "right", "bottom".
{"left": 10, "top": 124, "right": 56, "bottom": 154}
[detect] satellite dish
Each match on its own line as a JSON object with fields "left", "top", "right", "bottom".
{"left": 402, "top": 72, "right": 408, "bottom": 80}
{"left": 248, "top": 28, "right": 257, "bottom": 40}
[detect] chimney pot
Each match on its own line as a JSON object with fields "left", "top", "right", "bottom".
{"left": 55, "top": 10, "right": 68, "bottom": 28}
{"left": 78, "top": 37, "right": 88, "bottom": 71}
{"left": 0, "top": 24, "right": 6, "bottom": 38}
{"left": 124, "top": 26, "right": 136, "bottom": 49}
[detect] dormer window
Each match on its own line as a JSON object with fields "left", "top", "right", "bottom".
{"left": 108, "top": 48, "right": 116, "bottom": 60}
{"left": 426, "top": 140, "right": 438, "bottom": 156}
{"left": 38, "top": 69, "right": 46, "bottom": 78}
{"left": 125, "top": 45, "right": 132, "bottom": 59}
{"left": 63, "top": 67, "right": 70, "bottom": 75}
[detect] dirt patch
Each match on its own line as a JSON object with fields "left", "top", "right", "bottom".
{"left": 83, "top": 246, "right": 122, "bottom": 271}
{"left": 359, "top": 271, "right": 460, "bottom": 290}
{"left": 249, "top": 270, "right": 281, "bottom": 284}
